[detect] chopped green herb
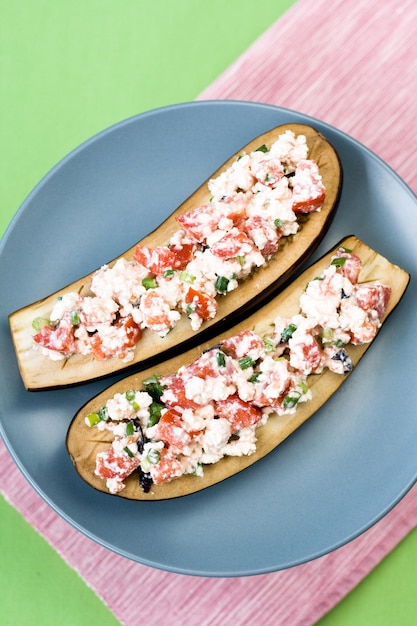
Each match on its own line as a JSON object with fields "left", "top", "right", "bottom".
{"left": 147, "top": 402, "right": 162, "bottom": 427}
{"left": 216, "top": 351, "right": 226, "bottom": 367}
{"left": 70, "top": 310, "right": 80, "bottom": 325}
{"left": 142, "top": 374, "right": 165, "bottom": 402}
{"left": 146, "top": 448, "right": 160, "bottom": 465}
{"left": 98, "top": 406, "right": 109, "bottom": 421}
{"left": 262, "top": 337, "right": 275, "bottom": 353}
{"left": 186, "top": 303, "right": 196, "bottom": 316}
{"left": 236, "top": 255, "right": 246, "bottom": 266}
{"left": 215, "top": 275, "right": 229, "bottom": 294}
{"left": 255, "top": 144, "right": 268, "bottom": 153}
{"left": 249, "top": 372, "right": 261, "bottom": 383}
{"left": 124, "top": 446, "right": 134, "bottom": 458}
{"left": 282, "top": 391, "right": 301, "bottom": 409}
{"left": 125, "top": 389, "right": 136, "bottom": 401}
{"left": 281, "top": 323, "right": 297, "bottom": 342}
{"left": 298, "top": 381, "right": 309, "bottom": 395}
{"left": 86, "top": 412, "right": 100, "bottom": 427}
{"left": 163, "top": 269, "right": 176, "bottom": 278}
{"left": 239, "top": 356, "right": 256, "bottom": 370}
{"left": 193, "top": 462, "right": 204, "bottom": 477}
{"left": 125, "top": 420, "right": 135, "bottom": 436}
{"left": 32, "top": 317, "right": 51, "bottom": 332}
{"left": 331, "top": 256, "right": 347, "bottom": 268}
{"left": 142, "top": 277, "right": 158, "bottom": 290}
{"left": 321, "top": 327, "right": 333, "bottom": 342}
{"left": 274, "top": 218, "right": 284, "bottom": 229}
{"left": 179, "top": 271, "right": 196, "bottom": 284}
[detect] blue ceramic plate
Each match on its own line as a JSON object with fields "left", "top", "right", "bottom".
{"left": 1, "top": 101, "right": 416, "bottom": 576}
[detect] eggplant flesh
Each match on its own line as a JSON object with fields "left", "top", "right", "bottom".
{"left": 66, "top": 235, "right": 410, "bottom": 501}
{"left": 9, "top": 123, "right": 342, "bottom": 391}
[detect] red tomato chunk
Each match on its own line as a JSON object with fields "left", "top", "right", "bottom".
{"left": 214, "top": 395, "right": 263, "bottom": 432}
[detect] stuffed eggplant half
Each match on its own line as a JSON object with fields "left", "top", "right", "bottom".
{"left": 66, "top": 235, "right": 410, "bottom": 501}
{"left": 9, "top": 123, "right": 341, "bottom": 390}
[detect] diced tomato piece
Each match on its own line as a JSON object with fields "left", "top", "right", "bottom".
{"left": 154, "top": 408, "right": 194, "bottom": 449}
{"left": 33, "top": 321, "right": 76, "bottom": 354}
{"left": 168, "top": 241, "right": 196, "bottom": 270}
{"left": 184, "top": 349, "right": 234, "bottom": 381}
{"left": 240, "top": 215, "right": 281, "bottom": 257}
{"left": 332, "top": 249, "right": 362, "bottom": 284}
{"left": 150, "top": 449, "right": 184, "bottom": 485}
{"left": 349, "top": 321, "right": 378, "bottom": 345}
{"left": 211, "top": 229, "right": 256, "bottom": 260}
{"left": 89, "top": 316, "right": 141, "bottom": 360}
{"left": 251, "top": 156, "right": 285, "bottom": 186}
{"left": 253, "top": 378, "right": 293, "bottom": 410}
{"left": 215, "top": 192, "right": 249, "bottom": 224}
{"left": 289, "top": 331, "right": 322, "bottom": 375}
{"left": 95, "top": 446, "right": 141, "bottom": 482}
{"left": 214, "top": 395, "right": 262, "bottom": 432}
{"left": 291, "top": 160, "right": 326, "bottom": 214}
{"left": 160, "top": 375, "right": 201, "bottom": 410}
{"left": 184, "top": 287, "right": 218, "bottom": 321}
{"left": 140, "top": 290, "right": 177, "bottom": 335}
{"left": 221, "top": 329, "right": 264, "bottom": 360}
{"left": 133, "top": 245, "right": 177, "bottom": 276}
{"left": 354, "top": 284, "right": 391, "bottom": 320}
{"left": 89, "top": 333, "right": 108, "bottom": 360}
{"left": 117, "top": 315, "right": 141, "bottom": 349}
{"left": 176, "top": 205, "right": 218, "bottom": 243}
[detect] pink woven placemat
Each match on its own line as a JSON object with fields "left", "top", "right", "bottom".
{"left": 1, "top": 1, "right": 416, "bottom": 624}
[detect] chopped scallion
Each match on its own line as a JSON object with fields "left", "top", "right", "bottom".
{"left": 70, "top": 310, "right": 80, "bottom": 325}
{"left": 216, "top": 351, "right": 226, "bottom": 367}
{"left": 147, "top": 448, "right": 160, "bottom": 465}
{"left": 263, "top": 337, "right": 275, "bottom": 353}
{"left": 239, "top": 356, "right": 256, "bottom": 370}
{"left": 124, "top": 446, "right": 134, "bottom": 458}
{"left": 281, "top": 323, "right": 297, "bottom": 342}
{"left": 179, "top": 271, "right": 196, "bottom": 284}
{"left": 142, "top": 277, "right": 158, "bottom": 290}
{"left": 163, "top": 269, "right": 176, "bottom": 278}
{"left": 98, "top": 406, "right": 109, "bottom": 421}
{"left": 86, "top": 412, "right": 100, "bottom": 427}
{"left": 215, "top": 275, "right": 229, "bottom": 294}
{"left": 282, "top": 391, "right": 301, "bottom": 409}
{"left": 331, "top": 256, "right": 347, "bottom": 268}
{"left": 142, "top": 374, "right": 165, "bottom": 402}
{"left": 125, "top": 420, "right": 135, "bottom": 436}
{"left": 147, "top": 402, "right": 162, "bottom": 427}
{"left": 32, "top": 317, "right": 51, "bottom": 332}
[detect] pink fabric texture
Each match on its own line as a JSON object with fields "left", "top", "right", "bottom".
{"left": 1, "top": 0, "right": 416, "bottom": 624}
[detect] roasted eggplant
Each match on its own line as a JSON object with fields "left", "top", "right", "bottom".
{"left": 9, "top": 123, "right": 341, "bottom": 390}
{"left": 66, "top": 235, "right": 410, "bottom": 500}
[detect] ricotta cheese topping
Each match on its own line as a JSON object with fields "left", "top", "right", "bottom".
{"left": 84, "top": 248, "right": 391, "bottom": 494}
{"left": 31, "top": 131, "right": 327, "bottom": 362}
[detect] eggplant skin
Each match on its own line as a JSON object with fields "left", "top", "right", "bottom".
{"left": 66, "top": 235, "right": 410, "bottom": 501}
{"left": 9, "top": 123, "right": 342, "bottom": 391}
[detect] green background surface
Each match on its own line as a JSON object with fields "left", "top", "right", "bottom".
{"left": 1, "top": 1, "right": 416, "bottom": 624}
